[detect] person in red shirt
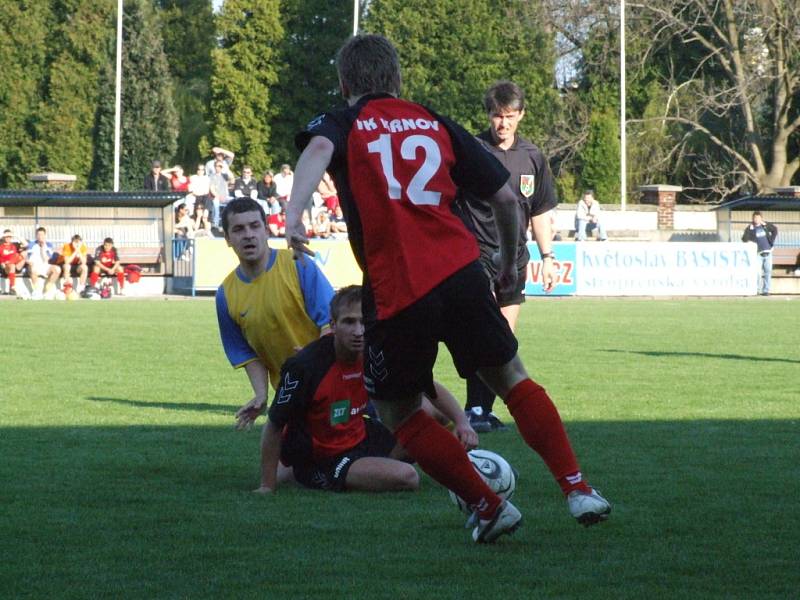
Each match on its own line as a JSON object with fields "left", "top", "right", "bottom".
{"left": 286, "top": 35, "right": 610, "bottom": 542}
{"left": 162, "top": 165, "right": 190, "bottom": 193}
{"left": 257, "top": 285, "right": 477, "bottom": 493}
{"left": 267, "top": 208, "right": 286, "bottom": 238}
{"left": 0, "top": 229, "right": 26, "bottom": 295}
{"left": 90, "top": 237, "right": 125, "bottom": 294}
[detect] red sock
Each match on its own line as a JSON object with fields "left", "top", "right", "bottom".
{"left": 506, "top": 379, "right": 590, "bottom": 496}
{"left": 394, "top": 409, "right": 501, "bottom": 519}
{"left": 90, "top": 272, "right": 99, "bottom": 287}
{"left": 116, "top": 271, "right": 125, "bottom": 288}
{"left": 8, "top": 271, "right": 15, "bottom": 288}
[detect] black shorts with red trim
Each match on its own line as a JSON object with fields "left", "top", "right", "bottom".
{"left": 291, "top": 417, "right": 397, "bottom": 492}
{"left": 363, "top": 260, "right": 518, "bottom": 402}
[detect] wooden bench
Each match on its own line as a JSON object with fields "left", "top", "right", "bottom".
{"left": 116, "top": 246, "right": 163, "bottom": 274}
{"left": 772, "top": 247, "right": 800, "bottom": 276}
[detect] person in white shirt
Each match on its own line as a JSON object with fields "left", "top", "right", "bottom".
{"left": 273, "top": 163, "right": 294, "bottom": 201}
{"left": 188, "top": 164, "right": 211, "bottom": 214}
{"left": 575, "top": 190, "right": 608, "bottom": 241}
{"left": 25, "top": 226, "right": 61, "bottom": 298}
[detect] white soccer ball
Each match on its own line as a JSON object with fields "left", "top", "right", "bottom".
{"left": 449, "top": 449, "right": 517, "bottom": 514}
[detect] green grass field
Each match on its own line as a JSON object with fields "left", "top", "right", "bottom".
{"left": 1, "top": 297, "right": 798, "bottom": 599}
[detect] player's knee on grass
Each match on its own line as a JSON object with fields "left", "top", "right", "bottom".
{"left": 394, "top": 463, "right": 420, "bottom": 491}
{"left": 346, "top": 458, "right": 419, "bottom": 492}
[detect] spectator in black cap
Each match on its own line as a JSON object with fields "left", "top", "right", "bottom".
{"left": 144, "top": 160, "right": 171, "bottom": 191}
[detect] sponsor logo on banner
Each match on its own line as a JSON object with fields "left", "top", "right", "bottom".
{"left": 520, "top": 174, "right": 535, "bottom": 198}
{"left": 525, "top": 242, "right": 577, "bottom": 296}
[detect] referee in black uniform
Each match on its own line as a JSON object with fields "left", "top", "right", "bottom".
{"left": 456, "top": 81, "right": 558, "bottom": 432}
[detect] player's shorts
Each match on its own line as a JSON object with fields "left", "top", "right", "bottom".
{"left": 63, "top": 262, "right": 87, "bottom": 276}
{"left": 97, "top": 262, "right": 121, "bottom": 273}
{"left": 479, "top": 254, "right": 527, "bottom": 307}
{"left": 0, "top": 256, "right": 25, "bottom": 271}
{"left": 291, "top": 417, "right": 397, "bottom": 492}
{"left": 364, "top": 260, "right": 518, "bottom": 402}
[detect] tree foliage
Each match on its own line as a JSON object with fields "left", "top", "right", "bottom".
{"left": 92, "top": 0, "right": 178, "bottom": 190}
{"left": 38, "top": 0, "right": 115, "bottom": 188}
{"left": 541, "top": 0, "right": 623, "bottom": 202}
{"left": 207, "top": 0, "right": 283, "bottom": 173}
{"left": 0, "top": 2, "right": 50, "bottom": 188}
{"left": 628, "top": 0, "right": 800, "bottom": 198}
{"left": 157, "top": 0, "right": 215, "bottom": 170}
{"left": 362, "top": 0, "right": 558, "bottom": 144}
{"left": 266, "top": 0, "right": 354, "bottom": 167}
{"left": 579, "top": 101, "right": 621, "bottom": 202}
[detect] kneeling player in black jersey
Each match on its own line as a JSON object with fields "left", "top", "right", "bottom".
{"left": 256, "top": 286, "right": 477, "bottom": 493}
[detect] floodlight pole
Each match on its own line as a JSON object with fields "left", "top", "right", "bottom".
{"left": 620, "top": 0, "right": 627, "bottom": 211}
{"left": 353, "top": 0, "right": 359, "bottom": 35}
{"left": 113, "top": 0, "right": 123, "bottom": 192}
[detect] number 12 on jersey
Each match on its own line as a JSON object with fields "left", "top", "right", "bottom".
{"left": 367, "top": 134, "right": 442, "bottom": 207}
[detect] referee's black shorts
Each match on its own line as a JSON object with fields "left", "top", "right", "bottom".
{"left": 478, "top": 253, "right": 527, "bottom": 307}
{"left": 364, "top": 260, "right": 518, "bottom": 402}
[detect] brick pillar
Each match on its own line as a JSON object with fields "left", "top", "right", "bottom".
{"left": 639, "top": 185, "right": 682, "bottom": 230}
{"left": 774, "top": 186, "right": 800, "bottom": 198}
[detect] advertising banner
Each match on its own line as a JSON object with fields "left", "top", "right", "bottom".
{"left": 574, "top": 242, "right": 758, "bottom": 296}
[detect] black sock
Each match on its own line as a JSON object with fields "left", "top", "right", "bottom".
{"left": 465, "top": 373, "right": 496, "bottom": 413}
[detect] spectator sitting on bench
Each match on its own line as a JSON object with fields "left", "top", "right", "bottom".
{"left": 90, "top": 237, "right": 125, "bottom": 295}
{"left": 575, "top": 190, "right": 608, "bottom": 241}
{"left": 1, "top": 228, "right": 27, "bottom": 296}
{"left": 25, "top": 227, "right": 61, "bottom": 299}
{"left": 59, "top": 234, "right": 90, "bottom": 292}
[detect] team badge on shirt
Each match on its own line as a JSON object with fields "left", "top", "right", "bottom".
{"left": 520, "top": 174, "right": 535, "bottom": 198}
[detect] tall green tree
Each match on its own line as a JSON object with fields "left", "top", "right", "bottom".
{"left": 157, "top": 0, "right": 215, "bottom": 170}
{"left": 0, "top": 2, "right": 50, "bottom": 188}
{"left": 92, "top": 0, "right": 178, "bottom": 190}
{"left": 38, "top": 0, "right": 116, "bottom": 188}
{"left": 362, "top": 0, "right": 558, "bottom": 142}
{"left": 542, "top": 0, "right": 621, "bottom": 202}
{"left": 207, "top": 0, "right": 283, "bottom": 172}
{"left": 579, "top": 93, "right": 621, "bottom": 203}
{"left": 266, "top": 0, "right": 353, "bottom": 167}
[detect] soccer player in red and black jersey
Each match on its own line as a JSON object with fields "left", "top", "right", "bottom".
{"left": 90, "top": 237, "right": 125, "bottom": 293}
{"left": 286, "top": 35, "right": 610, "bottom": 542}
{"left": 0, "top": 229, "right": 27, "bottom": 295}
{"left": 257, "top": 286, "right": 477, "bottom": 494}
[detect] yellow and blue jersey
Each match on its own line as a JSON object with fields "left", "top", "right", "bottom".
{"left": 215, "top": 248, "right": 334, "bottom": 389}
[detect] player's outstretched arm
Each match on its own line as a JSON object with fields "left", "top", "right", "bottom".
{"left": 235, "top": 361, "right": 270, "bottom": 430}
{"left": 286, "top": 136, "right": 334, "bottom": 260}
{"left": 255, "top": 420, "right": 283, "bottom": 494}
